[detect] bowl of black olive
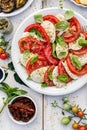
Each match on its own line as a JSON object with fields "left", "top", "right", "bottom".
{"left": 8, "top": 95, "right": 37, "bottom": 125}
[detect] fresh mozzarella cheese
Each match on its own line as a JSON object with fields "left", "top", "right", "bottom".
{"left": 62, "top": 61, "right": 78, "bottom": 79}
{"left": 41, "top": 20, "right": 56, "bottom": 43}
{"left": 20, "top": 53, "right": 34, "bottom": 67}
{"left": 56, "top": 14, "right": 65, "bottom": 21}
{"left": 30, "top": 67, "right": 48, "bottom": 83}
{"left": 78, "top": 53, "right": 87, "bottom": 66}
{"left": 56, "top": 43, "right": 68, "bottom": 59}
{"left": 52, "top": 66, "right": 66, "bottom": 87}
{"left": 69, "top": 33, "right": 85, "bottom": 50}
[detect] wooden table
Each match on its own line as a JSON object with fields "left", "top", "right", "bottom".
{"left": 0, "top": 0, "right": 87, "bottom": 130}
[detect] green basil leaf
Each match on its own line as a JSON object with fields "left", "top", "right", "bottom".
{"left": 26, "top": 75, "right": 31, "bottom": 80}
{"left": 48, "top": 69, "right": 53, "bottom": 81}
{"left": 55, "top": 21, "right": 69, "bottom": 31}
{"left": 41, "top": 82, "right": 47, "bottom": 88}
{"left": 78, "top": 39, "right": 87, "bottom": 46}
{"left": 64, "top": 10, "right": 74, "bottom": 20}
{"left": 70, "top": 54, "right": 82, "bottom": 70}
{"left": 34, "top": 14, "right": 43, "bottom": 23}
{"left": 30, "top": 54, "right": 38, "bottom": 64}
{"left": 23, "top": 50, "right": 30, "bottom": 60}
{"left": 0, "top": 36, "right": 8, "bottom": 46}
{"left": 58, "top": 51, "right": 67, "bottom": 58}
{"left": 52, "top": 43, "right": 57, "bottom": 58}
{"left": 8, "top": 62, "right": 14, "bottom": 71}
{"left": 57, "top": 74, "right": 68, "bottom": 82}
{"left": 56, "top": 36, "right": 66, "bottom": 47}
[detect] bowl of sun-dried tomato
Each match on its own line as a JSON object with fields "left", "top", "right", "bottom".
{"left": 8, "top": 95, "right": 37, "bottom": 125}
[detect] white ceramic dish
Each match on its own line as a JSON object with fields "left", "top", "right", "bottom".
{"left": 0, "top": 0, "right": 34, "bottom": 17}
{"left": 11, "top": 7, "right": 87, "bottom": 96}
{"left": 70, "top": 0, "right": 87, "bottom": 7}
{"left": 0, "top": 67, "right": 5, "bottom": 83}
{"left": 8, "top": 95, "right": 37, "bottom": 125}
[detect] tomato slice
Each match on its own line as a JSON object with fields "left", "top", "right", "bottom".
{"left": 43, "top": 15, "right": 59, "bottom": 24}
{"left": 44, "top": 65, "right": 55, "bottom": 86}
{"left": 44, "top": 45, "right": 59, "bottom": 65}
{"left": 18, "top": 37, "right": 45, "bottom": 54}
{"left": 62, "top": 17, "right": 81, "bottom": 43}
{"left": 70, "top": 32, "right": 87, "bottom": 56}
{"left": 24, "top": 23, "right": 50, "bottom": 44}
{"left": 58, "top": 59, "right": 72, "bottom": 82}
{"left": 26, "top": 55, "right": 49, "bottom": 74}
{"left": 66, "top": 55, "right": 87, "bottom": 76}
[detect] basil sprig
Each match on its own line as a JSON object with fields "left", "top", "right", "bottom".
{"left": 55, "top": 21, "right": 69, "bottom": 31}
{"left": 70, "top": 54, "right": 82, "bottom": 70}
{"left": 34, "top": 14, "right": 43, "bottom": 23}
{"left": 78, "top": 39, "right": 87, "bottom": 46}
{"left": 57, "top": 74, "right": 68, "bottom": 83}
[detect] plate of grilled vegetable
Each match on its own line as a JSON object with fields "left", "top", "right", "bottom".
{"left": 70, "top": 0, "right": 87, "bottom": 7}
{"left": 0, "top": 0, "right": 34, "bottom": 17}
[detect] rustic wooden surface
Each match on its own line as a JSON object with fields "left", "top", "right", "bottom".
{"left": 0, "top": 0, "right": 87, "bottom": 130}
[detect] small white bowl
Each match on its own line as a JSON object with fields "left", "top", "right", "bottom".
{"left": 8, "top": 95, "right": 37, "bottom": 125}
{"left": 0, "top": 67, "right": 5, "bottom": 83}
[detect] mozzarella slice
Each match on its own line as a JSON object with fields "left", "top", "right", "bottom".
{"left": 20, "top": 53, "right": 35, "bottom": 67}
{"left": 56, "top": 43, "right": 68, "bottom": 59}
{"left": 41, "top": 20, "right": 56, "bottom": 43}
{"left": 78, "top": 53, "right": 87, "bottom": 66}
{"left": 62, "top": 61, "right": 78, "bottom": 79}
{"left": 69, "top": 33, "right": 85, "bottom": 50}
{"left": 56, "top": 14, "right": 65, "bottom": 21}
{"left": 52, "top": 66, "right": 66, "bottom": 87}
{"left": 30, "top": 67, "right": 48, "bottom": 83}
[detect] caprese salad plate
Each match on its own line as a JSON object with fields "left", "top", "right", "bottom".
{"left": 0, "top": 0, "right": 34, "bottom": 17}
{"left": 11, "top": 7, "right": 87, "bottom": 96}
{"left": 70, "top": 0, "right": 87, "bottom": 7}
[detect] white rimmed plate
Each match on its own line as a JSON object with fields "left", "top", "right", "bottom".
{"left": 11, "top": 7, "right": 87, "bottom": 96}
{"left": 70, "top": 0, "right": 87, "bottom": 7}
{"left": 0, "top": 0, "right": 34, "bottom": 17}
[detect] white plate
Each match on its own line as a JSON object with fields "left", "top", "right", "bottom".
{"left": 0, "top": 0, "right": 34, "bottom": 17}
{"left": 70, "top": 0, "right": 87, "bottom": 7}
{"left": 11, "top": 7, "right": 87, "bottom": 96}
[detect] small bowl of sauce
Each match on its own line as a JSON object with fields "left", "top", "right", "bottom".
{"left": 0, "top": 67, "right": 5, "bottom": 83}
{"left": 8, "top": 95, "right": 37, "bottom": 125}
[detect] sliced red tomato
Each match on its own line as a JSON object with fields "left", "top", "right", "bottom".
{"left": 18, "top": 37, "right": 45, "bottom": 54}
{"left": 62, "top": 17, "right": 81, "bottom": 43}
{"left": 58, "top": 59, "right": 72, "bottom": 82}
{"left": 43, "top": 15, "right": 59, "bottom": 24}
{"left": 66, "top": 54, "right": 87, "bottom": 76}
{"left": 70, "top": 32, "right": 87, "bottom": 56}
{"left": 24, "top": 23, "right": 50, "bottom": 44}
{"left": 44, "top": 65, "right": 55, "bottom": 86}
{"left": 26, "top": 55, "right": 49, "bottom": 74}
{"left": 44, "top": 45, "right": 59, "bottom": 65}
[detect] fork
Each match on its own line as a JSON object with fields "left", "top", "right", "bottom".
{"left": 82, "top": 25, "right": 87, "bottom": 32}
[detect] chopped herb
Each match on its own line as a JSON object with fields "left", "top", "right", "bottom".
{"left": 51, "top": 101, "right": 58, "bottom": 107}
{"left": 26, "top": 75, "right": 31, "bottom": 80}
{"left": 64, "top": 10, "right": 74, "bottom": 20}
{"left": 34, "top": 14, "right": 43, "bottom": 23}
{"left": 57, "top": 74, "right": 68, "bottom": 82}
{"left": 41, "top": 82, "right": 47, "bottom": 88}
{"left": 70, "top": 54, "right": 82, "bottom": 70}
{"left": 78, "top": 38, "right": 87, "bottom": 46}
{"left": 30, "top": 54, "right": 38, "bottom": 64}
{"left": 55, "top": 21, "right": 69, "bottom": 31}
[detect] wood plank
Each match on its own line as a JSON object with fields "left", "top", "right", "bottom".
{"left": 0, "top": 0, "right": 43, "bottom": 130}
